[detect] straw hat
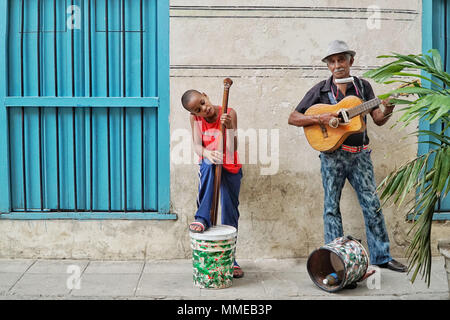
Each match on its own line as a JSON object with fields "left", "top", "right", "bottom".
{"left": 321, "top": 40, "right": 356, "bottom": 63}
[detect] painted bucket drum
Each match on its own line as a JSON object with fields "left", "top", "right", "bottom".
{"left": 190, "top": 225, "right": 237, "bottom": 289}
{"left": 307, "top": 235, "right": 369, "bottom": 293}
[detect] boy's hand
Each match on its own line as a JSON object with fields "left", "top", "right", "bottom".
{"left": 204, "top": 149, "right": 223, "bottom": 164}
{"left": 220, "top": 113, "right": 233, "bottom": 129}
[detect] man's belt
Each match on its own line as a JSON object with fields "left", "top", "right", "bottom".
{"left": 340, "top": 144, "right": 368, "bottom": 153}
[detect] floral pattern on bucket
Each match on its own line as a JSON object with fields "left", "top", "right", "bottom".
{"left": 307, "top": 235, "right": 370, "bottom": 293}
{"left": 325, "top": 236, "right": 369, "bottom": 286}
{"left": 191, "top": 238, "right": 237, "bottom": 289}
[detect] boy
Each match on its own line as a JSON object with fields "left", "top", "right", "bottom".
{"left": 181, "top": 89, "right": 244, "bottom": 278}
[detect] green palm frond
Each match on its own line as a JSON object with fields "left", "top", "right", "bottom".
{"left": 364, "top": 49, "right": 450, "bottom": 287}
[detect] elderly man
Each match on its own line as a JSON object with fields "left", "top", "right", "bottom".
{"left": 288, "top": 40, "right": 407, "bottom": 273}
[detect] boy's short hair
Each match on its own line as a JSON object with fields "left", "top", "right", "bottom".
{"left": 181, "top": 89, "right": 201, "bottom": 111}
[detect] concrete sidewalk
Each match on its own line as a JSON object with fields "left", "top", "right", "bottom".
{"left": 0, "top": 257, "right": 448, "bottom": 300}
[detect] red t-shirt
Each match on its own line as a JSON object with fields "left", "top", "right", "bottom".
{"left": 193, "top": 107, "right": 242, "bottom": 174}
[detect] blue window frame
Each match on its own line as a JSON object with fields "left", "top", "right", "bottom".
{"left": 0, "top": 0, "right": 174, "bottom": 220}
{"left": 421, "top": 0, "right": 450, "bottom": 220}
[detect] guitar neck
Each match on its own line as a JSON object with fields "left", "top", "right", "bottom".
{"left": 347, "top": 97, "right": 381, "bottom": 119}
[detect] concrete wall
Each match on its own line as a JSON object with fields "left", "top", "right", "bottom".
{"left": 0, "top": 0, "right": 448, "bottom": 260}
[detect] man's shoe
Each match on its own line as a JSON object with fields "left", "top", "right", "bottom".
{"left": 376, "top": 259, "right": 407, "bottom": 272}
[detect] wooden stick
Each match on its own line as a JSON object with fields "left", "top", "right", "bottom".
{"left": 210, "top": 78, "right": 233, "bottom": 226}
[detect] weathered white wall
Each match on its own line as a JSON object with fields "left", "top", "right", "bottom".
{"left": 0, "top": 0, "right": 447, "bottom": 261}
{"left": 170, "top": 0, "right": 448, "bottom": 260}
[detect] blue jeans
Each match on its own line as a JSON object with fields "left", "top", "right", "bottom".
{"left": 195, "top": 159, "right": 242, "bottom": 230}
{"left": 320, "top": 148, "right": 392, "bottom": 265}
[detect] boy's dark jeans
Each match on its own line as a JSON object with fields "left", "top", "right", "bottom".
{"left": 195, "top": 159, "right": 242, "bottom": 231}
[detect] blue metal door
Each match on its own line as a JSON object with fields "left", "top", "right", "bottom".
{"left": 421, "top": 0, "right": 450, "bottom": 220}
{"left": 0, "top": 0, "right": 173, "bottom": 219}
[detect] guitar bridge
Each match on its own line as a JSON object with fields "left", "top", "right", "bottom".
{"left": 320, "top": 123, "right": 328, "bottom": 138}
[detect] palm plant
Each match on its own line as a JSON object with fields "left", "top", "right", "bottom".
{"left": 363, "top": 49, "right": 450, "bottom": 286}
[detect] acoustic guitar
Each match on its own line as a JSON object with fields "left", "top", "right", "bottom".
{"left": 304, "top": 95, "right": 381, "bottom": 152}
{"left": 303, "top": 80, "right": 418, "bottom": 152}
